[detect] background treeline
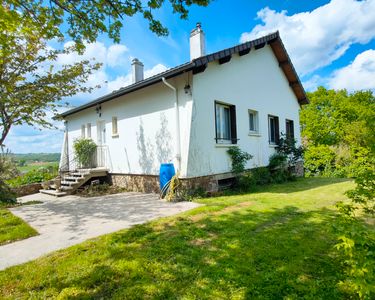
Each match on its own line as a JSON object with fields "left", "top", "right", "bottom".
{"left": 301, "top": 87, "right": 375, "bottom": 177}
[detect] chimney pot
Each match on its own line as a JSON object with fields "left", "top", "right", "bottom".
{"left": 131, "top": 58, "right": 144, "bottom": 83}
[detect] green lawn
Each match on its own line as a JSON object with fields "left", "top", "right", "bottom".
{"left": 17, "top": 161, "right": 58, "bottom": 173}
{"left": 0, "top": 178, "right": 372, "bottom": 299}
{"left": 0, "top": 208, "right": 38, "bottom": 246}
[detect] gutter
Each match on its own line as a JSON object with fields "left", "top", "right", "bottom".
{"left": 161, "top": 77, "right": 181, "bottom": 171}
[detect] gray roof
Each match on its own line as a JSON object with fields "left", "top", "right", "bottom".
{"left": 59, "top": 31, "right": 307, "bottom": 118}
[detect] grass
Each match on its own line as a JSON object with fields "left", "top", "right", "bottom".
{"left": 17, "top": 161, "right": 58, "bottom": 173}
{"left": 0, "top": 207, "right": 38, "bottom": 246}
{"left": 0, "top": 177, "right": 372, "bottom": 299}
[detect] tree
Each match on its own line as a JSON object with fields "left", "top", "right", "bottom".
{"left": 300, "top": 87, "right": 375, "bottom": 177}
{"left": 0, "top": 11, "right": 101, "bottom": 147}
{"left": 4, "top": 0, "right": 211, "bottom": 47}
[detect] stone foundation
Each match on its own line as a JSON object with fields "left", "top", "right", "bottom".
{"left": 109, "top": 172, "right": 234, "bottom": 194}
{"left": 110, "top": 174, "right": 159, "bottom": 193}
{"left": 293, "top": 160, "right": 304, "bottom": 177}
{"left": 110, "top": 163, "right": 304, "bottom": 195}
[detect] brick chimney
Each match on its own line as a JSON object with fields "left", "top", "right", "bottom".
{"left": 131, "top": 58, "right": 144, "bottom": 83}
{"left": 190, "top": 22, "right": 206, "bottom": 61}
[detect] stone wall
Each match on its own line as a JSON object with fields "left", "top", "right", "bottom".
{"left": 12, "top": 183, "right": 42, "bottom": 197}
{"left": 293, "top": 160, "right": 305, "bottom": 177}
{"left": 110, "top": 174, "right": 159, "bottom": 193}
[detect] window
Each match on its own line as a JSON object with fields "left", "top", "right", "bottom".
{"left": 268, "top": 115, "right": 279, "bottom": 144}
{"left": 81, "top": 125, "right": 86, "bottom": 138}
{"left": 285, "top": 119, "right": 294, "bottom": 140}
{"left": 248, "top": 110, "right": 259, "bottom": 134}
{"left": 215, "top": 102, "right": 237, "bottom": 144}
{"left": 112, "top": 116, "right": 118, "bottom": 136}
{"left": 87, "top": 123, "right": 91, "bottom": 138}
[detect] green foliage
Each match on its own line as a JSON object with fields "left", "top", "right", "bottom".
{"left": 5, "top": 0, "right": 211, "bottom": 47}
{"left": 227, "top": 146, "right": 253, "bottom": 175}
{"left": 304, "top": 145, "right": 336, "bottom": 177}
{"left": 301, "top": 87, "right": 375, "bottom": 178}
{"left": 268, "top": 153, "right": 287, "bottom": 170}
{"left": 276, "top": 134, "right": 304, "bottom": 165}
{"left": 0, "top": 151, "right": 18, "bottom": 204}
{"left": 0, "top": 8, "right": 101, "bottom": 147}
{"left": 6, "top": 166, "right": 58, "bottom": 188}
{"left": 73, "top": 138, "right": 97, "bottom": 168}
{"left": 335, "top": 168, "right": 375, "bottom": 299}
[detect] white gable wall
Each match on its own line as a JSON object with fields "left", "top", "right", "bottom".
{"left": 187, "top": 45, "right": 301, "bottom": 177}
{"left": 65, "top": 75, "right": 193, "bottom": 177}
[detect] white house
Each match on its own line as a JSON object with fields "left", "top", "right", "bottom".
{"left": 55, "top": 24, "right": 308, "bottom": 194}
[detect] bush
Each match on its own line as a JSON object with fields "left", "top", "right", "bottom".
{"left": 336, "top": 167, "right": 375, "bottom": 299}
{"left": 227, "top": 146, "right": 253, "bottom": 175}
{"left": 0, "top": 151, "right": 19, "bottom": 205}
{"left": 304, "top": 145, "right": 336, "bottom": 177}
{"left": 237, "top": 167, "right": 272, "bottom": 192}
{"left": 6, "top": 166, "right": 57, "bottom": 188}
{"left": 73, "top": 138, "right": 97, "bottom": 168}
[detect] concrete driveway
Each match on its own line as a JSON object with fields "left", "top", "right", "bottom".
{"left": 0, "top": 192, "right": 200, "bottom": 271}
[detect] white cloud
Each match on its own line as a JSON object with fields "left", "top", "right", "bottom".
{"left": 329, "top": 49, "right": 375, "bottom": 91}
{"left": 302, "top": 75, "right": 326, "bottom": 92}
{"left": 107, "top": 44, "right": 129, "bottom": 67}
{"left": 240, "top": 0, "right": 375, "bottom": 75}
{"left": 57, "top": 41, "right": 128, "bottom": 68}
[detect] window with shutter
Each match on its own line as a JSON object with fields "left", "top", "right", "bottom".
{"left": 286, "top": 119, "right": 294, "bottom": 140}
{"left": 268, "top": 115, "right": 279, "bottom": 144}
{"left": 215, "top": 101, "right": 237, "bottom": 144}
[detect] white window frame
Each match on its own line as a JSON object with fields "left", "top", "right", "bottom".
{"left": 215, "top": 102, "right": 232, "bottom": 144}
{"left": 248, "top": 109, "right": 259, "bottom": 135}
{"left": 81, "top": 125, "right": 86, "bottom": 138}
{"left": 112, "top": 116, "right": 119, "bottom": 137}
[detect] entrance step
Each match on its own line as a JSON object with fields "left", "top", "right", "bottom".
{"left": 39, "top": 189, "right": 68, "bottom": 197}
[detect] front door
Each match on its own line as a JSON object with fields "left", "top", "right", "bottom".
{"left": 96, "top": 121, "right": 106, "bottom": 167}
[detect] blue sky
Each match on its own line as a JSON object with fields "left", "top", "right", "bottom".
{"left": 6, "top": 0, "right": 375, "bottom": 153}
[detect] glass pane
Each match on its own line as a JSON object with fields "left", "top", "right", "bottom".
{"left": 223, "top": 107, "right": 230, "bottom": 140}
{"left": 215, "top": 105, "right": 221, "bottom": 139}
{"left": 270, "top": 118, "right": 275, "bottom": 143}
{"left": 249, "top": 113, "right": 254, "bottom": 131}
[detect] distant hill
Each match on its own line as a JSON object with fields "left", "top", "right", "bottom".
{"left": 11, "top": 153, "right": 60, "bottom": 163}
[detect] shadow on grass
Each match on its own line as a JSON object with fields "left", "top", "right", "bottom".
{"left": 1, "top": 205, "right": 352, "bottom": 299}
{"left": 220, "top": 177, "right": 353, "bottom": 196}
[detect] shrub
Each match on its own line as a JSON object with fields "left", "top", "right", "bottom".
{"left": 268, "top": 153, "right": 287, "bottom": 170}
{"left": 304, "top": 145, "right": 336, "bottom": 177}
{"left": 336, "top": 167, "right": 375, "bottom": 299}
{"left": 0, "top": 151, "right": 19, "bottom": 205}
{"left": 6, "top": 166, "right": 57, "bottom": 188}
{"left": 276, "top": 134, "right": 303, "bottom": 165}
{"left": 227, "top": 146, "right": 253, "bottom": 175}
{"left": 237, "top": 167, "right": 272, "bottom": 192}
{"left": 73, "top": 138, "right": 97, "bottom": 168}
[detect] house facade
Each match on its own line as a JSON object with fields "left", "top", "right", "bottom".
{"left": 59, "top": 25, "right": 308, "bottom": 192}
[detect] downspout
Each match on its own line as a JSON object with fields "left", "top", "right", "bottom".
{"left": 161, "top": 77, "right": 181, "bottom": 171}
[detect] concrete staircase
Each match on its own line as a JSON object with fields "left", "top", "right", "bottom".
{"left": 40, "top": 168, "right": 109, "bottom": 197}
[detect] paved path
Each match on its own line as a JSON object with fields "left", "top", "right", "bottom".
{"left": 0, "top": 192, "right": 200, "bottom": 271}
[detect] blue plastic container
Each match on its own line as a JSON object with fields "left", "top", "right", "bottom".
{"left": 159, "top": 163, "right": 176, "bottom": 192}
